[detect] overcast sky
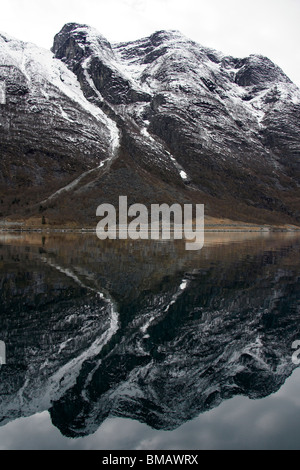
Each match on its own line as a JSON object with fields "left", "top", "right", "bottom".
{"left": 0, "top": 0, "right": 299, "bottom": 87}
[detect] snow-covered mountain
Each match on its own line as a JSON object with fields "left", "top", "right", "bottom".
{"left": 0, "top": 23, "right": 300, "bottom": 225}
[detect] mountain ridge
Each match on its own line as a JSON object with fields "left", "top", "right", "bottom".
{"left": 0, "top": 23, "right": 299, "bottom": 227}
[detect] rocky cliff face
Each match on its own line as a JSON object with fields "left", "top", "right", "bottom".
{"left": 0, "top": 31, "right": 117, "bottom": 215}
{"left": 0, "top": 24, "right": 299, "bottom": 225}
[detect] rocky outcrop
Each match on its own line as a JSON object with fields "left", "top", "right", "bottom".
{"left": 0, "top": 31, "right": 114, "bottom": 220}
{"left": 0, "top": 24, "right": 299, "bottom": 225}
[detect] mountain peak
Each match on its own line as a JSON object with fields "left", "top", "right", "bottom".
{"left": 52, "top": 22, "right": 112, "bottom": 59}
{"left": 55, "top": 22, "right": 105, "bottom": 38}
{"left": 233, "top": 53, "right": 292, "bottom": 87}
{"left": 150, "top": 29, "right": 185, "bottom": 40}
{"left": 0, "top": 24, "right": 299, "bottom": 228}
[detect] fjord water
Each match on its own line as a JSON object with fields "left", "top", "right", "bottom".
{"left": 0, "top": 231, "right": 299, "bottom": 450}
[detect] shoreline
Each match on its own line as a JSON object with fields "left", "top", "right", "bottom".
{"left": 1, "top": 216, "right": 299, "bottom": 234}
{"left": 0, "top": 226, "right": 299, "bottom": 234}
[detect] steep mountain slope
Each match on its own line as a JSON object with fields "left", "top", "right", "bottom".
{"left": 0, "top": 24, "right": 299, "bottom": 226}
{"left": 0, "top": 31, "right": 119, "bottom": 218}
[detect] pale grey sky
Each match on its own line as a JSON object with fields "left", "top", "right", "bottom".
{"left": 0, "top": 0, "right": 299, "bottom": 87}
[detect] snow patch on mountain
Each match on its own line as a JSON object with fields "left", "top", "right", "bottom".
{"left": 0, "top": 31, "right": 112, "bottom": 128}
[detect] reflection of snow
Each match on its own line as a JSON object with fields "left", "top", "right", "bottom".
{"left": 140, "top": 277, "right": 189, "bottom": 337}
{"left": 38, "top": 256, "right": 119, "bottom": 402}
{"left": 0, "top": 340, "right": 6, "bottom": 365}
{"left": 0, "top": 81, "right": 6, "bottom": 104}
{"left": 180, "top": 280, "right": 188, "bottom": 290}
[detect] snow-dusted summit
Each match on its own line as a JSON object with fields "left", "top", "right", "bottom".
{"left": 0, "top": 24, "right": 299, "bottom": 225}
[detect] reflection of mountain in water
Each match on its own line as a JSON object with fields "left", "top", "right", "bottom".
{"left": 0, "top": 233, "right": 299, "bottom": 437}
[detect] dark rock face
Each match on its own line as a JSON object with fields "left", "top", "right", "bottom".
{"left": 0, "top": 24, "right": 300, "bottom": 225}
{"left": 0, "top": 32, "right": 112, "bottom": 220}
{"left": 234, "top": 55, "right": 292, "bottom": 88}
{"left": 52, "top": 23, "right": 151, "bottom": 105}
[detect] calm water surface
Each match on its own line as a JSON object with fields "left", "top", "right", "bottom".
{"left": 0, "top": 231, "right": 299, "bottom": 450}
